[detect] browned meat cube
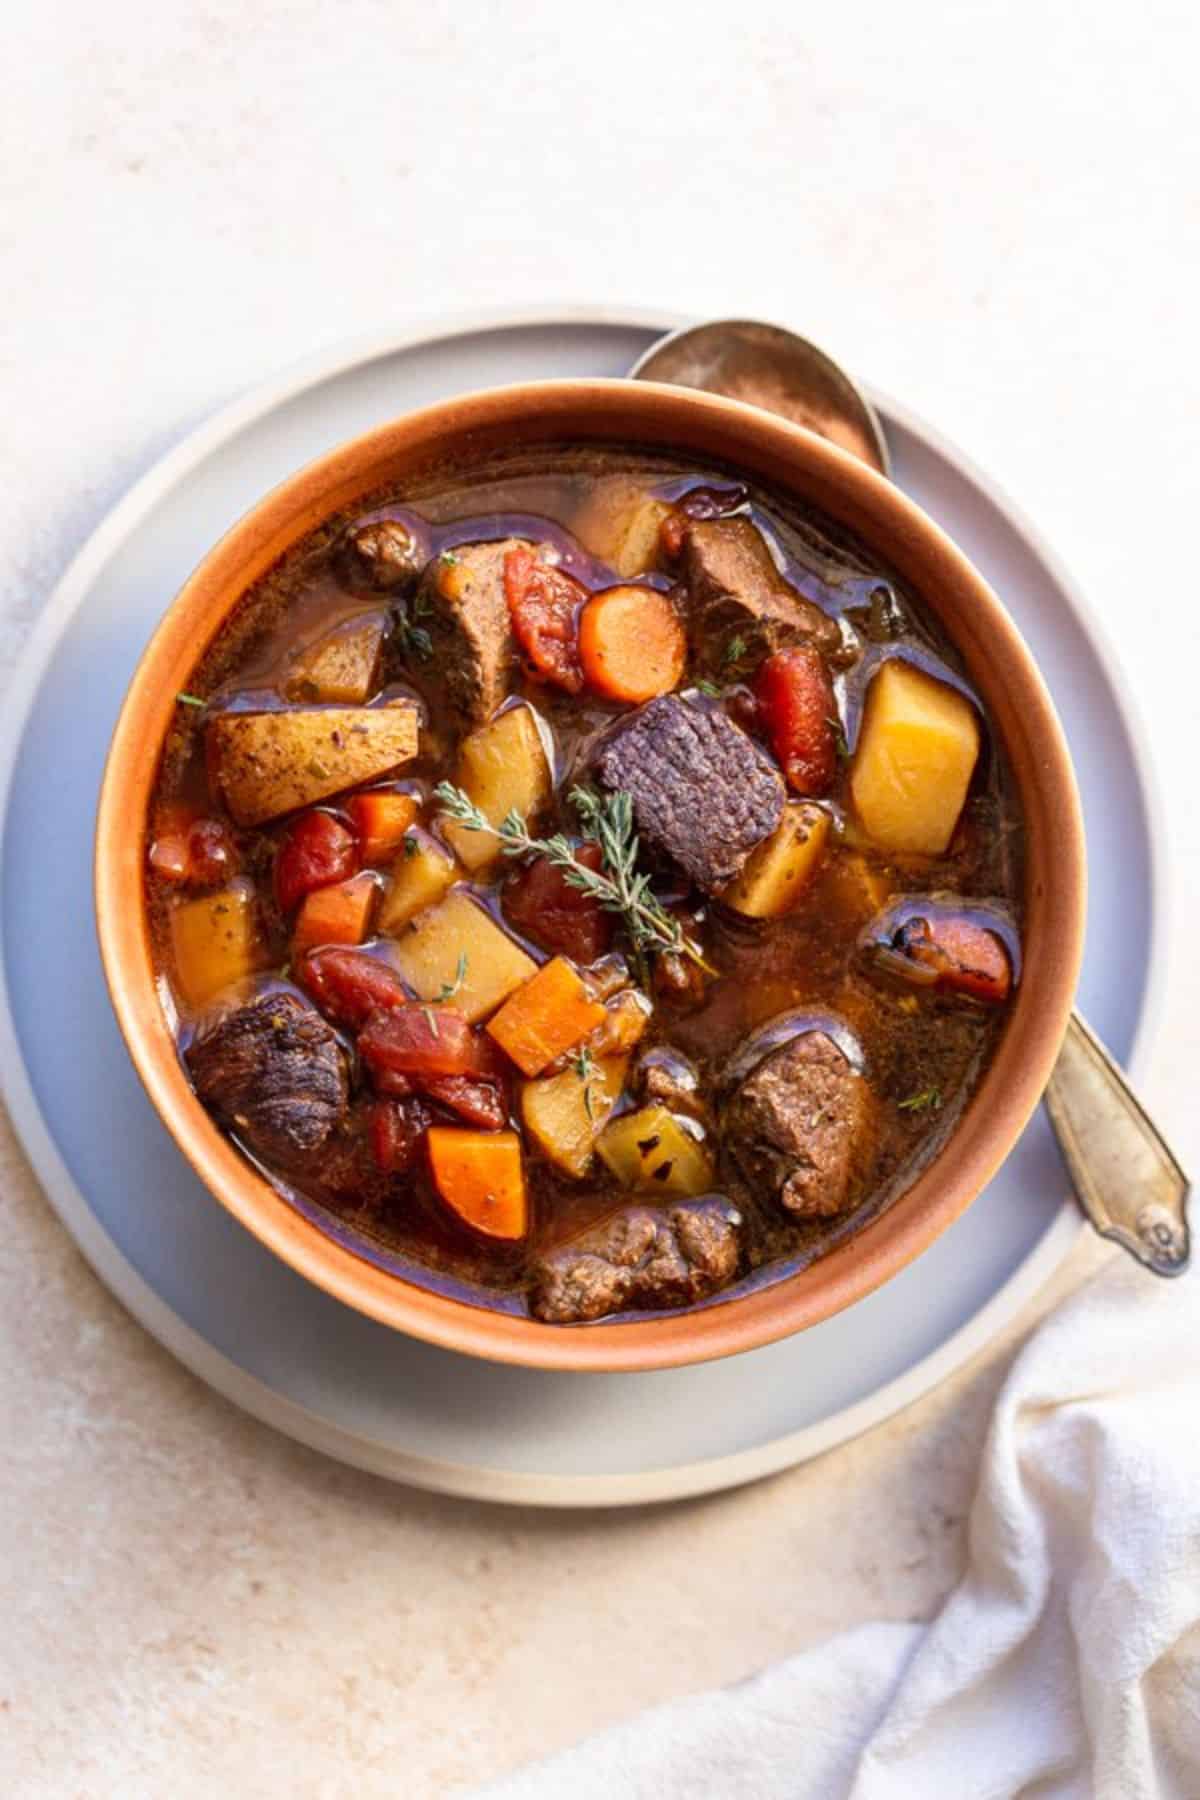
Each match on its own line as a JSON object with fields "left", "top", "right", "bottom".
{"left": 186, "top": 991, "right": 348, "bottom": 1167}
{"left": 594, "top": 695, "right": 784, "bottom": 892}
{"left": 530, "top": 1196, "right": 743, "bottom": 1323}
{"left": 684, "top": 516, "right": 839, "bottom": 671}
{"left": 341, "top": 520, "right": 424, "bottom": 592}
{"left": 420, "top": 539, "right": 532, "bottom": 727}
{"left": 723, "top": 1029, "right": 874, "bottom": 1218}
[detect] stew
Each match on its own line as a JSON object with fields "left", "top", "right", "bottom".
{"left": 146, "top": 448, "right": 1023, "bottom": 1324}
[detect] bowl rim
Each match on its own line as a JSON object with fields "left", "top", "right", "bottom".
{"left": 94, "top": 376, "right": 1086, "bottom": 1373}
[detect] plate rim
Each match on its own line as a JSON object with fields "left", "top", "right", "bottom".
{"left": 0, "top": 302, "right": 1168, "bottom": 1506}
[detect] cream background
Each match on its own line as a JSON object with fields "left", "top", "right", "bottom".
{"left": 2, "top": 3, "right": 1198, "bottom": 1793}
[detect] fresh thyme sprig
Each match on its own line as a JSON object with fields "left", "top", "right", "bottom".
{"left": 572, "top": 1044, "right": 598, "bottom": 1121}
{"left": 898, "top": 1085, "right": 943, "bottom": 1113}
{"left": 435, "top": 952, "right": 469, "bottom": 1003}
{"left": 432, "top": 781, "right": 713, "bottom": 981}
{"left": 394, "top": 590, "right": 433, "bottom": 662}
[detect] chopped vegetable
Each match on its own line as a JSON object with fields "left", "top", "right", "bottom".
{"left": 755, "top": 646, "right": 838, "bottom": 795}
{"left": 391, "top": 891, "right": 537, "bottom": 1023}
{"left": 423, "top": 1074, "right": 508, "bottom": 1130}
{"left": 595, "top": 1103, "right": 716, "bottom": 1197}
{"left": 571, "top": 481, "right": 675, "bottom": 576}
{"left": 169, "top": 880, "right": 264, "bottom": 1007}
{"left": 359, "top": 1004, "right": 485, "bottom": 1080}
{"left": 296, "top": 945, "right": 407, "bottom": 1029}
{"left": 849, "top": 661, "right": 980, "bottom": 855}
{"left": 486, "top": 957, "right": 607, "bottom": 1078}
{"left": 578, "top": 585, "right": 687, "bottom": 703}
{"left": 274, "top": 810, "right": 359, "bottom": 913}
{"left": 719, "top": 802, "right": 831, "bottom": 918}
{"left": 521, "top": 1054, "right": 630, "bottom": 1177}
{"left": 209, "top": 700, "right": 420, "bottom": 826}
{"left": 347, "top": 790, "right": 420, "bottom": 863}
{"left": 503, "top": 546, "right": 586, "bottom": 692}
{"left": 501, "top": 842, "right": 614, "bottom": 964}
{"left": 369, "top": 1097, "right": 432, "bottom": 1174}
{"left": 883, "top": 912, "right": 1013, "bottom": 1004}
{"left": 285, "top": 612, "right": 387, "bottom": 704}
{"left": 439, "top": 705, "right": 552, "bottom": 873}
{"left": 426, "top": 1127, "right": 528, "bottom": 1240}
{"left": 149, "top": 816, "right": 238, "bottom": 889}
{"left": 376, "top": 828, "right": 460, "bottom": 933}
{"left": 291, "top": 871, "right": 379, "bottom": 954}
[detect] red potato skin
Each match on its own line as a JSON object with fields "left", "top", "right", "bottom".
{"left": 503, "top": 546, "right": 586, "bottom": 693}
{"left": 275, "top": 811, "right": 359, "bottom": 913}
{"left": 296, "top": 946, "right": 407, "bottom": 1030}
{"left": 899, "top": 915, "right": 1013, "bottom": 1004}
{"left": 501, "top": 842, "right": 613, "bottom": 964}
{"left": 756, "top": 647, "right": 837, "bottom": 796}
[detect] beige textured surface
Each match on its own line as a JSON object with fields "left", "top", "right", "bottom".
{"left": 4, "top": 1, "right": 1199, "bottom": 1794}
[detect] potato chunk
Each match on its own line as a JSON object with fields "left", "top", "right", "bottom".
{"left": 284, "top": 611, "right": 387, "bottom": 704}
{"left": 720, "top": 802, "right": 831, "bottom": 918}
{"left": 849, "top": 661, "right": 979, "bottom": 855}
{"left": 521, "top": 1054, "right": 630, "bottom": 1178}
{"left": 170, "top": 879, "right": 264, "bottom": 1007}
{"left": 377, "top": 829, "right": 460, "bottom": 934}
{"left": 439, "top": 705, "right": 552, "bottom": 873}
{"left": 210, "top": 701, "right": 420, "bottom": 826}
{"left": 596, "top": 1103, "right": 716, "bottom": 1197}
{"left": 572, "top": 479, "right": 673, "bottom": 577}
{"left": 391, "top": 890, "right": 536, "bottom": 1023}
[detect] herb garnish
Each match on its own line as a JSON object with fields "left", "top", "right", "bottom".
{"left": 439, "top": 549, "right": 460, "bottom": 567}
{"left": 572, "top": 1044, "right": 598, "bottom": 1121}
{"left": 827, "top": 714, "right": 850, "bottom": 762}
{"left": 176, "top": 692, "right": 206, "bottom": 709}
{"left": 432, "top": 781, "right": 713, "bottom": 986}
{"left": 693, "top": 677, "right": 723, "bottom": 698}
{"left": 394, "top": 601, "right": 433, "bottom": 662}
{"left": 722, "top": 634, "right": 748, "bottom": 669}
{"left": 434, "top": 951, "right": 469, "bottom": 1004}
{"left": 898, "top": 1086, "right": 943, "bottom": 1113}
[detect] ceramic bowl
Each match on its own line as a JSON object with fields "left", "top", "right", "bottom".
{"left": 95, "top": 380, "right": 1085, "bottom": 1372}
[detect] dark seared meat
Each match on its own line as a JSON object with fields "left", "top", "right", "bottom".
{"left": 684, "top": 517, "right": 839, "bottom": 669}
{"left": 420, "top": 538, "right": 531, "bottom": 727}
{"left": 723, "top": 1030, "right": 874, "bottom": 1218}
{"left": 594, "top": 695, "right": 784, "bottom": 891}
{"left": 186, "top": 992, "right": 349, "bottom": 1167}
{"left": 341, "top": 520, "right": 423, "bottom": 591}
{"left": 530, "top": 1196, "right": 743, "bottom": 1323}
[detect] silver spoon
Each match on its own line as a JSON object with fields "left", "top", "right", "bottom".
{"left": 631, "top": 318, "right": 1190, "bottom": 1276}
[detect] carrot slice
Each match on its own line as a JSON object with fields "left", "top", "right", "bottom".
{"left": 579, "top": 585, "right": 687, "bottom": 703}
{"left": 426, "top": 1128, "right": 527, "bottom": 1240}
{"left": 486, "top": 955, "right": 607, "bottom": 1077}
{"left": 347, "top": 790, "right": 420, "bottom": 864}
{"left": 291, "top": 870, "right": 379, "bottom": 954}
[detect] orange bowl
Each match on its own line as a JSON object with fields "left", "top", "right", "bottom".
{"left": 95, "top": 380, "right": 1085, "bottom": 1372}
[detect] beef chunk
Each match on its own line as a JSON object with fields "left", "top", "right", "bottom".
{"left": 420, "top": 538, "right": 531, "bottom": 727}
{"left": 530, "top": 1196, "right": 743, "bottom": 1324}
{"left": 723, "top": 1030, "right": 874, "bottom": 1218}
{"left": 594, "top": 695, "right": 784, "bottom": 891}
{"left": 341, "top": 520, "right": 423, "bottom": 592}
{"left": 684, "top": 517, "right": 839, "bottom": 670}
{"left": 187, "top": 992, "right": 349, "bottom": 1167}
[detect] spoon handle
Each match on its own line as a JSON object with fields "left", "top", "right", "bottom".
{"left": 1043, "top": 1009, "right": 1190, "bottom": 1275}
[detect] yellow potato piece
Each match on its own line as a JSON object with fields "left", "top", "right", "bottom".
{"left": 440, "top": 705, "right": 551, "bottom": 873}
{"left": 720, "top": 802, "right": 831, "bottom": 918}
{"left": 285, "top": 611, "right": 387, "bottom": 704}
{"left": 376, "top": 829, "right": 460, "bottom": 934}
{"left": 849, "top": 660, "right": 980, "bottom": 855}
{"left": 572, "top": 479, "right": 673, "bottom": 577}
{"left": 391, "top": 890, "right": 536, "bottom": 1023}
{"left": 210, "top": 700, "right": 420, "bottom": 826}
{"left": 170, "top": 880, "right": 263, "bottom": 1007}
{"left": 596, "top": 1103, "right": 716, "bottom": 1197}
{"left": 521, "top": 1054, "right": 630, "bottom": 1178}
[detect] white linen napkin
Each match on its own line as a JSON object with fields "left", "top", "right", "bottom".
{"left": 480, "top": 1252, "right": 1200, "bottom": 1799}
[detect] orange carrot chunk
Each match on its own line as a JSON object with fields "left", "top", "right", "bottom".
{"left": 579, "top": 585, "right": 687, "bottom": 704}
{"left": 485, "top": 956, "right": 607, "bottom": 1077}
{"left": 291, "top": 871, "right": 379, "bottom": 954}
{"left": 348, "top": 790, "right": 420, "bottom": 864}
{"left": 427, "top": 1127, "right": 528, "bottom": 1240}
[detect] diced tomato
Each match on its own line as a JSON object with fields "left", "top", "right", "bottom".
{"left": 755, "top": 646, "right": 837, "bottom": 796}
{"left": 148, "top": 817, "right": 239, "bottom": 888}
{"left": 895, "top": 914, "right": 1013, "bottom": 1005}
{"left": 423, "top": 1075, "right": 508, "bottom": 1131}
{"left": 347, "top": 790, "right": 420, "bottom": 864}
{"left": 501, "top": 842, "right": 614, "bottom": 964}
{"left": 359, "top": 1004, "right": 488, "bottom": 1080}
{"left": 371, "top": 1064, "right": 415, "bottom": 1098}
{"left": 275, "top": 811, "right": 359, "bottom": 913}
{"left": 369, "top": 1097, "right": 432, "bottom": 1174}
{"left": 503, "top": 545, "right": 586, "bottom": 693}
{"left": 296, "top": 946, "right": 407, "bottom": 1029}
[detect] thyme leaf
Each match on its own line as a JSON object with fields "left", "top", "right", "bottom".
{"left": 898, "top": 1086, "right": 943, "bottom": 1113}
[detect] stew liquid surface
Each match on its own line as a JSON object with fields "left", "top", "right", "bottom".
{"left": 147, "top": 447, "right": 1024, "bottom": 1324}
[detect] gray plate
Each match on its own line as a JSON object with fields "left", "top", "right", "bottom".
{"left": 0, "top": 306, "right": 1165, "bottom": 1506}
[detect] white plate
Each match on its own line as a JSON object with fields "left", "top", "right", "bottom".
{"left": 0, "top": 306, "right": 1164, "bottom": 1507}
